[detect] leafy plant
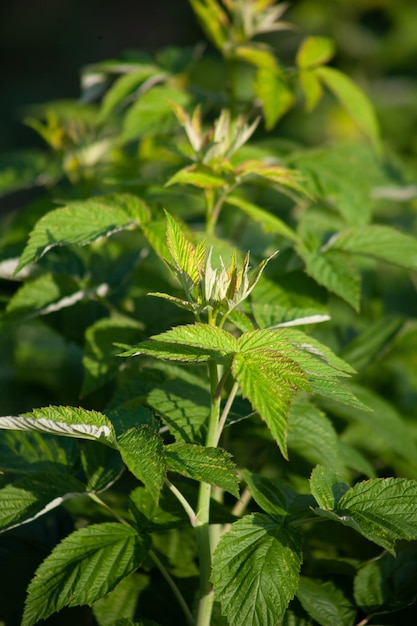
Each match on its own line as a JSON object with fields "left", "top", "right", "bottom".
{"left": 1, "top": 1, "right": 417, "bottom": 625}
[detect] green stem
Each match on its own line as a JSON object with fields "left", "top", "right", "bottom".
{"left": 215, "top": 380, "right": 239, "bottom": 446}
{"left": 195, "top": 360, "right": 222, "bottom": 626}
{"left": 150, "top": 550, "right": 196, "bottom": 626}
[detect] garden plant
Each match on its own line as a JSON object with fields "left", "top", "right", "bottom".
{"left": 1, "top": 1, "right": 417, "bottom": 625}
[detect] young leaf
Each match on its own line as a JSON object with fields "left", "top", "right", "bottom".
{"left": 0, "top": 406, "right": 117, "bottom": 446}
{"left": 16, "top": 194, "right": 148, "bottom": 272}
{"left": 296, "top": 577, "right": 356, "bottom": 626}
{"left": 299, "top": 69, "right": 323, "bottom": 111}
{"left": 232, "top": 349, "right": 309, "bottom": 457}
{"left": 212, "top": 513, "right": 303, "bottom": 626}
{"left": 22, "top": 523, "right": 151, "bottom": 626}
{"left": 166, "top": 164, "right": 227, "bottom": 189}
{"left": 164, "top": 211, "right": 205, "bottom": 286}
{"left": 118, "top": 323, "right": 237, "bottom": 362}
{"left": 296, "top": 37, "right": 335, "bottom": 69}
{"left": 254, "top": 69, "right": 294, "bottom": 129}
{"left": 0, "top": 471, "right": 86, "bottom": 534}
{"left": 165, "top": 443, "right": 239, "bottom": 497}
{"left": 326, "top": 225, "right": 417, "bottom": 271}
{"left": 117, "top": 426, "right": 166, "bottom": 502}
{"left": 314, "top": 66, "right": 381, "bottom": 153}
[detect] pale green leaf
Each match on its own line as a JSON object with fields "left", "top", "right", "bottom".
{"left": 299, "top": 69, "right": 323, "bottom": 111}
{"left": 237, "top": 160, "right": 311, "bottom": 197}
{"left": 296, "top": 37, "right": 335, "bottom": 69}
{"left": 299, "top": 248, "right": 361, "bottom": 310}
{"left": 233, "top": 44, "right": 278, "bottom": 71}
{"left": 22, "top": 523, "right": 151, "bottom": 626}
{"left": 165, "top": 443, "right": 239, "bottom": 497}
{"left": 99, "top": 66, "right": 162, "bottom": 122}
{"left": 212, "top": 513, "right": 303, "bottom": 626}
{"left": 118, "top": 323, "right": 237, "bottom": 362}
{"left": 122, "top": 85, "right": 190, "bottom": 141}
{"left": 327, "top": 225, "right": 417, "bottom": 271}
{"left": 232, "top": 349, "right": 309, "bottom": 457}
{"left": 315, "top": 66, "right": 381, "bottom": 153}
{"left": 225, "top": 194, "right": 297, "bottom": 240}
{"left": 280, "top": 328, "right": 356, "bottom": 375}
{"left": 255, "top": 69, "right": 294, "bottom": 129}
{"left": 189, "top": 0, "right": 228, "bottom": 50}
{"left": 0, "top": 406, "right": 117, "bottom": 446}
{"left": 117, "top": 426, "right": 166, "bottom": 502}
{"left": 296, "top": 577, "right": 356, "bottom": 626}
{"left": 166, "top": 164, "right": 227, "bottom": 189}
{"left": 0, "top": 471, "right": 86, "bottom": 533}
{"left": 354, "top": 546, "right": 417, "bottom": 614}
{"left": 16, "top": 194, "right": 147, "bottom": 272}
{"left": 165, "top": 211, "right": 204, "bottom": 285}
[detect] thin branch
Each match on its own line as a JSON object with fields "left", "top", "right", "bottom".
{"left": 165, "top": 479, "right": 198, "bottom": 527}
{"left": 215, "top": 381, "right": 239, "bottom": 445}
{"left": 150, "top": 549, "right": 196, "bottom": 626}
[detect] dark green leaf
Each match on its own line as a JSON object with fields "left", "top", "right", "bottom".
{"left": 296, "top": 577, "right": 356, "bottom": 626}
{"left": 212, "top": 513, "right": 303, "bottom": 626}
{"left": 117, "top": 426, "right": 166, "bottom": 502}
{"left": 166, "top": 443, "right": 239, "bottom": 497}
{"left": 22, "top": 523, "right": 151, "bottom": 626}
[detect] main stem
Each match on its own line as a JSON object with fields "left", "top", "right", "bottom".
{"left": 195, "top": 360, "right": 222, "bottom": 626}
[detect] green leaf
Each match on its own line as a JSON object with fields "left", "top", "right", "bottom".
{"left": 117, "top": 426, "right": 166, "bottom": 502}
{"left": 212, "top": 513, "right": 303, "bottom": 626}
{"left": 255, "top": 69, "right": 294, "bottom": 129}
{"left": 99, "top": 65, "right": 162, "bottom": 122}
{"left": 4, "top": 273, "right": 83, "bottom": 322}
{"left": 354, "top": 545, "right": 417, "bottom": 614}
{"left": 299, "top": 248, "right": 361, "bottom": 310}
{"left": 310, "top": 465, "right": 350, "bottom": 511}
{"left": 315, "top": 66, "right": 381, "bottom": 153}
{"left": 0, "top": 471, "right": 86, "bottom": 533}
{"left": 233, "top": 44, "right": 278, "bottom": 71}
{"left": 147, "top": 379, "right": 209, "bottom": 444}
{"left": 189, "top": 0, "right": 228, "bottom": 50}
{"left": 326, "top": 384, "right": 417, "bottom": 465}
{"left": 314, "top": 477, "right": 417, "bottom": 553}
{"left": 340, "top": 316, "right": 404, "bottom": 372}
{"left": 296, "top": 577, "right": 356, "bottom": 626}
{"left": 296, "top": 37, "right": 335, "bottom": 69}
{"left": 327, "top": 225, "right": 417, "bottom": 271}
{"left": 0, "top": 406, "right": 117, "bottom": 446}
{"left": 22, "top": 523, "right": 151, "bottom": 626}
{"left": 0, "top": 430, "right": 78, "bottom": 474}
{"left": 16, "top": 194, "right": 148, "bottom": 272}
{"left": 243, "top": 470, "right": 314, "bottom": 520}
{"left": 287, "top": 396, "right": 341, "bottom": 471}
{"left": 93, "top": 572, "right": 149, "bottom": 626}
{"left": 225, "top": 194, "right": 298, "bottom": 240}
{"left": 164, "top": 211, "right": 205, "bottom": 286}
{"left": 165, "top": 443, "right": 239, "bottom": 497}
{"left": 81, "top": 442, "right": 125, "bottom": 492}
{"left": 299, "top": 69, "right": 323, "bottom": 111}
{"left": 232, "top": 348, "right": 309, "bottom": 457}
{"left": 0, "top": 149, "right": 60, "bottom": 197}
{"left": 122, "top": 85, "right": 190, "bottom": 141}
{"left": 237, "top": 160, "right": 311, "bottom": 198}
{"left": 118, "top": 323, "right": 237, "bottom": 362}
{"left": 166, "top": 164, "right": 227, "bottom": 189}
